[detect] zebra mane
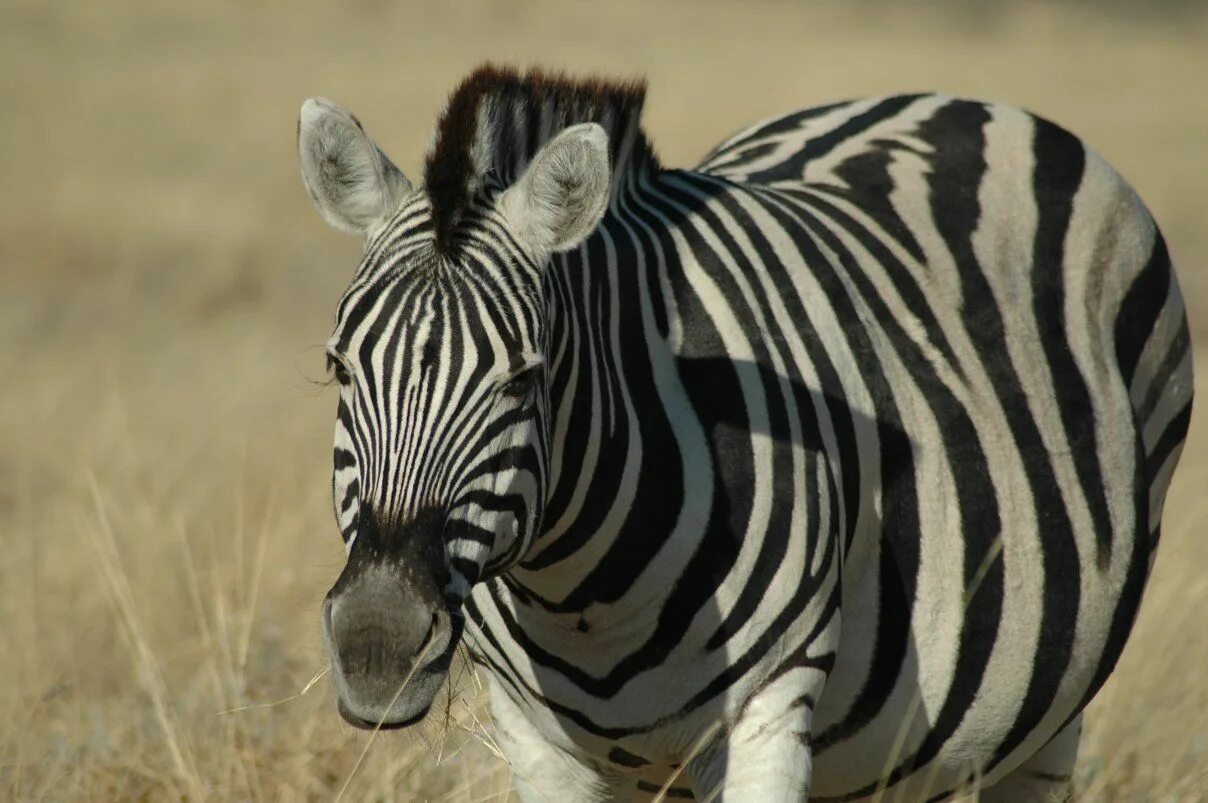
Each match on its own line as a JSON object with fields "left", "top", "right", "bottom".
{"left": 423, "top": 64, "right": 660, "bottom": 253}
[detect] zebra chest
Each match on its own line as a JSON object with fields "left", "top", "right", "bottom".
{"left": 465, "top": 549, "right": 843, "bottom": 770}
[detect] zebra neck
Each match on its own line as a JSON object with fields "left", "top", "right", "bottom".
{"left": 516, "top": 176, "right": 687, "bottom": 612}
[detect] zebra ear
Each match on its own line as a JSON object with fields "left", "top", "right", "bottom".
{"left": 501, "top": 123, "right": 611, "bottom": 254}
{"left": 298, "top": 97, "right": 412, "bottom": 236}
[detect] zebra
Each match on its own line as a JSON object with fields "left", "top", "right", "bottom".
{"left": 296, "top": 65, "right": 1193, "bottom": 801}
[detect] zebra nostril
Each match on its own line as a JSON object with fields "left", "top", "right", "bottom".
{"left": 365, "top": 640, "right": 382, "bottom": 676}
{"left": 420, "top": 612, "right": 440, "bottom": 654}
{"left": 323, "top": 596, "right": 335, "bottom": 640}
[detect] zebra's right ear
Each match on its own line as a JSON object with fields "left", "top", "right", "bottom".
{"left": 298, "top": 98, "right": 412, "bottom": 236}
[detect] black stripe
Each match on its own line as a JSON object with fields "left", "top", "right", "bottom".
{"left": 333, "top": 448, "right": 356, "bottom": 471}
{"left": 1115, "top": 234, "right": 1172, "bottom": 387}
{"left": 1137, "top": 318, "right": 1189, "bottom": 426}
{"left": 636, "top": 780, "right": 695, "bottom": 798}
{"left": 698, "top": 100, "right": 853, "bottom": 165}
{"left": 608, "top": 747, "right": 651, "bottom": 768}
{"left": 745, "top": 95, "right": 925, "bottom": 185}
{"left": 1028, "top": 115, "right": 1117, "bottom": 570}
{"left": 1146, "top": 401, "right": 1192, "bottom": 482}
{"left": 1071, "top": 407, "right": 1154, "bottom": 721}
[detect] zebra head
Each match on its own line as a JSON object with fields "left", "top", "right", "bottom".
{"left": 298, "top": 97, "right": 611, "bottom": 728}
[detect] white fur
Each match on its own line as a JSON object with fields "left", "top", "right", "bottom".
{"left": 501, "top": 123, "right": 612, "bottom": 254}
{"left": 298, "top": 97, "right": 411, "bottom": 235}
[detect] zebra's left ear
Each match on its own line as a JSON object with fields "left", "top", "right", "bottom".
{"left": 500, "top": 123, "right": 611, "bottom": 254}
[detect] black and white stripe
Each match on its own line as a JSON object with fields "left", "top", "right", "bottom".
{"left": 301, "top": 67, "right": 1193, "bottom": 801}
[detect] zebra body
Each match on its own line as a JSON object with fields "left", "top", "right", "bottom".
{"left": 296, "top": 67, "right": 1192, "bottom": 801}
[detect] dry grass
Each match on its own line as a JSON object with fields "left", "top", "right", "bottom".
{"left": 1, "top": 1, "right": 1206, "bottom": 800}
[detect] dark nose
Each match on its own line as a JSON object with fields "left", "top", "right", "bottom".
{"left": 325, "top": 566, "right": 436, "bottom": 711}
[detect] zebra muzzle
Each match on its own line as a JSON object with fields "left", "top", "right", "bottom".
{"left": 323, "top": 562, "right": 451, "bottom": 729}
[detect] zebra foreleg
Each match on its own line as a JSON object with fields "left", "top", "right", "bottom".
{"left": 685, "top": 673, "right": 820, "bottom": 801}
{"left": 489, "top": 678, "right": 622, "bottom": 802}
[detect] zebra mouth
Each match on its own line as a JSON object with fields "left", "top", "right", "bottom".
{"left": 337, "top": 697, "right": 431, "bottom": 731}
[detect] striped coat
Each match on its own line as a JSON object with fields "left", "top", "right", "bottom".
{"left": 297, "top": 67, "right": 1192, "bottom": 801}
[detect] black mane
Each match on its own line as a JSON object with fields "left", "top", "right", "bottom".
{"left": 423, "top": 64, "right": 659, "bottom": 253}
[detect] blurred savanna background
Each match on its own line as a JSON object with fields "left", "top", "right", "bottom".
{"left": 2, "top": 0, "right": 1206, "bottom": 799}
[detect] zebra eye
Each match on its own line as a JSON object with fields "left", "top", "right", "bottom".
{"left": 327, "top": 355, "right": 351, "bottom": 386}
{"left": 501, "top": 367, "right": 541, "bottom": 400}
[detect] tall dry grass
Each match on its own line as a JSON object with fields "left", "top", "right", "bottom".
{"left": 1, "top": 1, "right": 1206, "bottom": 799}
